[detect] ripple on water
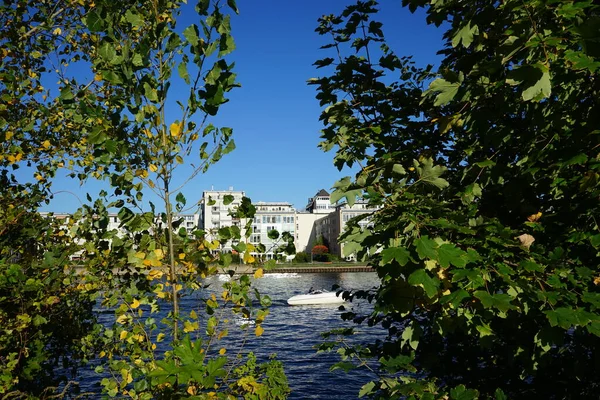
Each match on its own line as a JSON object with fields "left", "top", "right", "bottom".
{"left": 80, "top": 272, "right": 381, "bottom": 399}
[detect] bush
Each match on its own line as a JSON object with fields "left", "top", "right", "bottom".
{"left": 293, "top": 251, "right": 310, "bottom": 263}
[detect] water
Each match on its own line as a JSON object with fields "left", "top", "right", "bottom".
{"left": 87, "top": 272, "right": 383, "bottom": 399}
{"left": 234, "top": 272, "right": 381, "bottom": 399}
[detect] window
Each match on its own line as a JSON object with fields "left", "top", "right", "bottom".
{"left": 251, "top": 234, "right": 260, "bottom": 243}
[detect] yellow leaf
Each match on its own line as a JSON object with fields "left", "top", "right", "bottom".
{"left": 116, "top": 315, "right": 129, "bottom": 324}
{"left": 211, "top": 293, "right": 217, "bottom": 302}
{"left": 157, "top": 333, "right": 165, "bottom": 342}
{"left": 244, "top": 252, "right": 255, "bottom": 264}
{"left": 255, "top": 325, "right": 264, "bottom": 337}
{"left": 254, "top": 268, "right": 264, "bottom": 279}
{"left": 527, "top": 212, "right": 542, "bottom": 222}
{"left": 42, "top": 140, "right": 51, "bottom": 149}
{"left": 178, "top": 253, "right": 186, "bottom": 260}
{"left": 190, "top": 310, "right": 198, "bottom": 319}
{"left": 5, "top": 131, "right": 13, "bottom": 140}
{"left": 154, "top": 249, "right": 164, "bottom": 258}
{"left": 143, "top": 259, "right": 152, "bottom": 266}
{"left": 135, "top": 251, "right": 146, "bottom": 259}
{"left": 131, "top": 299, "right": 140, "bottom": 309}
{"left": 148, "top": 269, "right": 164, "bottom": 280}
{"left": 120, "top": 330, "right": 128, "bottom": 340}
{"left": 34, "top": 173, "right": 44, "bottom": 181}
{"left": 221, "top": 290, "right": 229, "bottom": 300}
{"left": 149, "top": 164, "right": 158, "bottom": 172}
{"left": 187, "top": 386, "right": 197, "bottom": 396}
{"left": 53, "top": 27, "right": 62, "bottom": 35}
{"left": 94, "top": 74, "right": 102, "bottom": 81}
{"left": 183, "top": 320, "right": 199, "bottom": 333}
{"left": 219, "top": 348, "right": 226, "bottom": 355}
{"left": 170, "top": 122, "right": 182, "bottom": 137}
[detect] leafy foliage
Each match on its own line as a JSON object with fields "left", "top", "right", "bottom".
{"left": 312, "top": 0, "right": 600, "bottom": 398}
{"left": 1, "top": 0, "right": 289, "bottom": 398}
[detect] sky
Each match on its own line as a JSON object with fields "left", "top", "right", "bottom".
{"left": 41, "top": 0, "right": 445, "bottom": 213}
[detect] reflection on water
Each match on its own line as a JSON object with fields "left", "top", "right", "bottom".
{"left": 87, "top": 272, "right": 382, "bottom": 399}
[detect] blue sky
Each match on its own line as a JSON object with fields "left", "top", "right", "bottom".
{"left": 42, "top": 0, "right": 444, "bottom": 213}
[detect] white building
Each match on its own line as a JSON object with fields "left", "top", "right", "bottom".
{"left": 305, "top": 189, "right": 335, "bottom": 214}
{"left": 249, "top": 201, "right": 296, "bottom": 259}
{"left": 294, "top": 211, "right": 327, "bottom": 253}
{"left": 199, "top": 188, "right": 246, "bottom": 251}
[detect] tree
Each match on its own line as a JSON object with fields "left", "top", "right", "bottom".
{"left": 1, "top": 0, "right": 289, "bottom": 397}
{"left": 312, "top": 0, "right": 600, "bottom": 398}
{"left": 312, "top": 244, "right": 329, "bottom": 262}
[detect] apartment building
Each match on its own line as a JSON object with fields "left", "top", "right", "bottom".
{"left": 199, "top": 188, "right": 246, "bottom": 251}
{"left": 39, "top": 187, "right": 377, "bottom": 261}
{"left": 315, "top": 199, "right": 377, "bottom": 260}
{"left": 249, "top": 201, "right": 296, "bottom": 259}
{"left": 305, "top": 189, "right": 335, "bottom": 214}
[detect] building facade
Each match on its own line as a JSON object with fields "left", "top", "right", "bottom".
{"left": 199, "top": 188, "right": 246, "bottom": 251}
{"left": 249, "top": 201, "right": 296, "bottom": 259}
{"left": 315, "top": 199, "right": 377, "bottom": 260}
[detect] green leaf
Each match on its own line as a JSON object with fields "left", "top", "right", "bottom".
{"left": 358, "top": 381, "right": 376, "bottom": 398}
{"left": 59, "top": 86, "right": 74, "bottom": 101}
{"left": 183, "top": 24, "right": 200, "bottom": 46}
{"left": 414, "top": 236, "right": 437, "bottom": 260}
{"left": 408, "top": 269, "right": 439, "bottom": 298}
{"left": 125, "top": 9, "right": 143, "bottom": 27}
{"left": 427, "top": 78, "right": 460, "bottom": 106}
{"left": 440, "top": 289, "right": 470, "bottom": 308}
{"left": 330, "top": 361, "right": 356, "bottom": 373}
{"left": 175, "top": 192, "right": 186, "bottom": 206}
{"left": 392, "top": 164, "right": 406, "bottom": 175}
{"left": 417, "top": 158, "right": 449, "bottom": 189}
{"left": 450, "top": 384, "right": 478, "bottom": 400}
{"left": 144, "top": 82, "right": 158, "bottom": 102}
{"left": 401, "top": 322, "right": 422, "bottom": 350}
{"left": 437, "top": 243, "right": 467, "bottom": 268}
{"left": 474, "top": 291, "right": 515, "bottom": 313}
{"left": 507, "top": 65, "right": 552, "bottom": 101}
{"left": 88, "top": 126, "right": 107, "bottom": 144}
{"left": 85, "top": 10, "right": 104, "bottom": 32}
{"left": 223, "top": 194, "right": 234, "bottom": 205}
{"left": 227, "top": 0, "right": 239, "bottom": 14}
{"left": 99, "top": 42, "right": 116, "bottom": 62}
{"left": 178, "top": 61, "right": 190, "bottom": 84}
{"left": 522, "top": 70, "right": 551, "bottom": 101}
{"left": 495, "top": 388, "right": 508, "bottom": 400}
{"left": 452, "top": 21, "right": 479, "bottom": 48}
{"left": 381, "top": 247, "right": 410, "bottom": 266}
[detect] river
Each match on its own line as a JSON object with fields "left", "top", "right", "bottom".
{"left": 86, "top": 271, "right": 382, "bottom": 399}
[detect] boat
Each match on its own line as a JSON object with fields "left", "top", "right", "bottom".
{"left": 287, "top": 289, "right": 345, "bottom": 306}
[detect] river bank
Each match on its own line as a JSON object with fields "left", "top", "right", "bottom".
{"left": 232, "top": 264, "right": 374, "bottom": 274}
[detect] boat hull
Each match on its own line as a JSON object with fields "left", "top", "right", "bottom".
{"left": 287, "top": 291, "right": 345, "bottom": 306}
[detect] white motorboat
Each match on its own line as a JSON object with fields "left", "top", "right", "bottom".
{"left": 287, "top": 289, "right": 345, "bottom": 306}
